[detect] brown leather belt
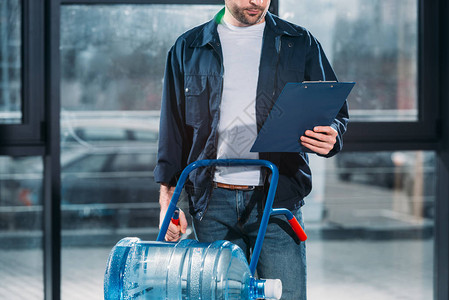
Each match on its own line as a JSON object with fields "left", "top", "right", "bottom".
{"left": 214, "top": 182, "right": 261, "bottom": 191}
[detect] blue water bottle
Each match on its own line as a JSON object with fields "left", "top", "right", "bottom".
{"left": 104, "top": 237, "right": 282, "bottom": 300}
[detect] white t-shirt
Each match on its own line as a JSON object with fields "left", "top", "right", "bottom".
{"left": 214, "top": 20, "right": 265, "bottom": 186}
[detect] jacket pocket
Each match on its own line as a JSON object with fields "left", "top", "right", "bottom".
{"left": 282, "top": 37, "right": 306, "bottom": 77}
{"left": 184, "top": 75, "right": 209, "bottom": 126}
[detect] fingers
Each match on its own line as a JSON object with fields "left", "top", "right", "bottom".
{"left": 300, "top": 137, "right": 332, "bottom": 155}
{"left": 165, "top": 222, "right": 182, "bottom": 241}
{"left": 313, "top": 126, "right": 338, "bottom": 136}
{"left": 300, "top": 126, "right": 337, "bottom": 155}
{"left": 159, "top": 208, "right": 187, "bottom": 242}
{"left": 300, "top": 139, "right": 331, "bottom": 155}
{"left": 306, "top": 126, "right": 338, "bottom": 139}
{"left": 179, "top": 210, "right": 188, "bottom": 234}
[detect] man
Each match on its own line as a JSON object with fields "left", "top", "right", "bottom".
{"left": 154, "top": 0, "right": 349, "bottom": 299}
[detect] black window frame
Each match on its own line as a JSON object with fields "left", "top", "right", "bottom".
{"left": 0, "top": 0, "right": 45, "bottom": 153}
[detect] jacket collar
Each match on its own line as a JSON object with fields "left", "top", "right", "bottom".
{"left": 190, "top": 9, "right": 224, "bottom": 48}
{"left": 190, "top": 9, "right": 301, "bottom": 48}
{"left": 264, "top": 10, "right": 303, "bottom": 37}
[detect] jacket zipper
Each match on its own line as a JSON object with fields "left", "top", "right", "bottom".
{"left": 258, "top": 35, "right": 282, "bottom": 187}
{"left": 273, "top": 35, "right": 282, "bottom": 97}
{"left": 200, "top": 41, "right": 224, "bottom": 221}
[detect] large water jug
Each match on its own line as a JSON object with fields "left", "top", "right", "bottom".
{"left": 104, "top": 237, "right": 282, "bottom": 300}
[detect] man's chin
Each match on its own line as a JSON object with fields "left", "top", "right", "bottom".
{"left": 241, "top": 13, "right": 264, "bottom": 25}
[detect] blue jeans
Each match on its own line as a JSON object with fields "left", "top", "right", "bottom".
{"left": 192, "top": 187, "right": 307, "bottom": 300}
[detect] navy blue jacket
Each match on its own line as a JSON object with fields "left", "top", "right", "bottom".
{"left": 154, "top": 10, "right": 349, "bottom": 219}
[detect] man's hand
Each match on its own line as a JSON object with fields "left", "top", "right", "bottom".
{"left": 159, "top": 183, "right": 188, "bottom": 241}
{"left": 300, "top": 126, "right": 338, "bottom": 155}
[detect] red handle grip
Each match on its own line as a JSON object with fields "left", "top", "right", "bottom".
{"left": 288, "top": 217, "right": 307, "bottom": 241}
{"left": 171, "top": 210, "right": 179, "bottom": 226}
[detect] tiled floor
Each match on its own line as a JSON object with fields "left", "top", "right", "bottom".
{"left": 0, "top": 248, "right": 44, "bottom": 300}
{"left": 0, "top": 238, "right": 432, "bottom": 300}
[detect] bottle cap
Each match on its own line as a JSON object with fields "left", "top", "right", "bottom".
{"left": 263, "top": 279, "right": 282, "bottom": 300}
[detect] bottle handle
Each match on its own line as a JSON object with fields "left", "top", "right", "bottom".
{"left": 270, "top": 208, "right": 307, "bottom": 242}
{"left": 171, "top": 210, "right": 180, "bottom": 226}
{"left": 287, "top": 216, "right": 307, "bottom": 241}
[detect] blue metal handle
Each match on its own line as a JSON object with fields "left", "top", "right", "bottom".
{"left": 156, "top": 159, "right": 279, "bottom": 275}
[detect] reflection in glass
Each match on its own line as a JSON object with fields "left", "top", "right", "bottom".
{"left": 60, "top": 5, "right": 219, "bottom": 112}
{"left": 0, "top": 156, "right": 43, "bottom": 299}
{"left": 60, "top": 5, "right": 219, "bottom": 299}
{"left": 280, "top": 0, "right": 418, "bottom": 121}
{"left": 0, "top": 0, "right": 22, "bottom": 124}
{"left": 304, "top": 151, "right": 434, "bottom": 299}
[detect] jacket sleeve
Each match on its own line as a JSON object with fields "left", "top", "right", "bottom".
{"left": 154, "top": 45, "right": 186, "bottom": 185}
{"left": 304, "top": 32, "right": 349, "bottom": 158}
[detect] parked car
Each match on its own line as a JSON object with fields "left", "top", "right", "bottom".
{"left": 335, "top": 151, "right": 436, "bottom": 218}
{"left": 336, "top": 152, "right": 397, "bottom": 188}
{"left": 1, "top": 146, "right": 161, "bottom": 230}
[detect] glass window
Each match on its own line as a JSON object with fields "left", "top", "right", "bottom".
{"left": 60, "top": 5, "right": 220, "bottom": 112}
{"left": 0, "top": 0, "right": 22, "bottom": 124}
{"left": 305, "top": 151, "right": 434, "bottom": 299}
{"left": 0, "top": 156, "right": 43, "bottom": 299}
{"left": 110, "top": 152, "right": 157, "bottom": 172}
{"left": 280, "top": 0, "right": 418, "bottom": 122}
{"left": 61, "top": 113, "right": 160, "bottom": 148}
{"left": 76, "top": 127, "right": 128, "bottom": 141}
{"left": 60, "top": 5, "right": 220, "bottom": 299}
{"left": 62, "top": 151, "right": 110, "bottom": 173}
{"left": 132, "top": 129, "right": 158, "bottom": 143}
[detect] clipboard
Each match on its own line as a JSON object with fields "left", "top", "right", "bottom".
{"left": 250, "top": 81, "right": 355, "bottom": 153}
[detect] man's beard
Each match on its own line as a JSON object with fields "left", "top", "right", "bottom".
{"left": 227, "top": 3, "right": 267, "bottom": 26}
